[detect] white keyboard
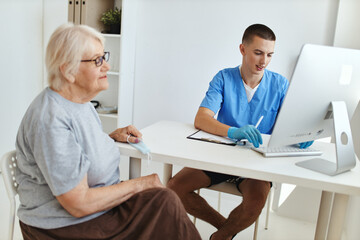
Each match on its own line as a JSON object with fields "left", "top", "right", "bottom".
{"left": 252, "top": 145, "right": 323, "bottom": 157}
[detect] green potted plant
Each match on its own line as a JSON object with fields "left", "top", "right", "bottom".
{"left": 100, "top": 7, "right": 121, "bottom": 34}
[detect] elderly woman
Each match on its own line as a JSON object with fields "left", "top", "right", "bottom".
{"left": 15, "top": 23, "right": 201, "bottom": 240}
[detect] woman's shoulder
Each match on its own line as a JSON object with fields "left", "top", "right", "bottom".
{"left": 25, "top": 88, "right": 72, "bottom": 128}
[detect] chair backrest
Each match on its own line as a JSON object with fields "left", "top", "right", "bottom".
{"left": 1, "top": 150, "right": 18, "bottom": 240}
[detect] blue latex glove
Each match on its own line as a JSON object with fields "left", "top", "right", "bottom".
{"left": 299, "top": 141, "right": 314, "bottom": 149}
{"left": 228, "top": 126, "right": 263, "bottom": 148}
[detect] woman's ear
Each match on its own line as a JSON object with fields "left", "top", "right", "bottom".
{"left": 59, "top": 64, "right": 75, "bottom": 83}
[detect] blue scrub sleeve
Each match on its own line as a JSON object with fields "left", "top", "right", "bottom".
{"left": 200, "top": 71, "right": 224, "bottom": 114}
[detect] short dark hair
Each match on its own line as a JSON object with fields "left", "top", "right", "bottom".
{"left": 242, "top": 24, "right": 276, "bottom": 44}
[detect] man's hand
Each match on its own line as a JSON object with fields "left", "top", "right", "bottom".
{"left": 228, "top": 125, "right": 263, "bottom": 148}
{"left": 298, "top": 141, "right": 314, "bottom": 149}
{"left": 109, "top": 125, "right": 142, "bottom": 143}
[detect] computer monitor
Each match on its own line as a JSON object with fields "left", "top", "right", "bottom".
{"left": 268, "top": 44, "right": 360, "bottom": 176}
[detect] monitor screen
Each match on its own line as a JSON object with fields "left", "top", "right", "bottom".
{"left": 268, "top": 44, "right": 360, "bottom": 147}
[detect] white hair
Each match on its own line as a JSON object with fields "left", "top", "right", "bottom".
{"left": 45, "top": 23, "right": 105, "bottom": 91}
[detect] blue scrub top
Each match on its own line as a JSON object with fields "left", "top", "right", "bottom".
{"left": 200, "top": 66, "right": 289, "bottom": 134}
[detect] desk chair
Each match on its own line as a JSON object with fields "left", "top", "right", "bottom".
{"left": 1, "top": 150, "right": 18, "bottom": 240}
{"left": 194, "top": 182, "right": 271, "bottom": 240}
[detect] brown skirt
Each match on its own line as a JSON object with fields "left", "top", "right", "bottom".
{"left": 20, "top": 188, "right": 201, "bottom": 240}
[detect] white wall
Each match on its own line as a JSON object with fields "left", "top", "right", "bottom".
{"left": 42, "top": 1, "right": 68, "bottom": 87}
{"left": 128, "top": 0, "right": 339, "bottom": 129}
{"left": 119, "top": 0, "right": 339, "bottom": 224}
{"left": 0, "top": 0, "right": 66, "bottom": 159}
{"left": 0, "top": 0, "right": 44, "bottom": 158}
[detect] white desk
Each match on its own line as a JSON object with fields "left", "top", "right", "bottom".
{"left": 117, "top": 121, "right": 360, "bottom": 240}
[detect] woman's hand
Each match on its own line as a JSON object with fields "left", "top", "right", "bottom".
{"left": 109, "top": 125, "right": 142, "bottom": 143}
{"left": 141, "top": 173, "right": 165, "bottom": 190}
{"left": 57, "top": 173, "right": 164, "bottom": 218}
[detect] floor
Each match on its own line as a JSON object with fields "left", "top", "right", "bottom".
{"left": 0, "top": 164, "right": 317, "bottom": 240}
{"left": 193, "top": 188, "right": 316, "bottom": 240}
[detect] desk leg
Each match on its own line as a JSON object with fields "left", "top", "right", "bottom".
{"left": 129, "top": 157, "right": 141, "bottom": 179}
{"left": 326, "top": 193, "right": 349, "bottom": 240}
{"left": 315, "top": 191, "right": 333, "bottom": 240}
{"left": 162, "top": 163, "right": 173, "bottom": 185}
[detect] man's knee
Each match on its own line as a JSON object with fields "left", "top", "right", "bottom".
{"left": 167, "top": 168, "right": 211, "bottom": 192}
{"left": 166, "top": 177, "right": 178, "bottom": 191}
{"left": 169, "top": 180, "right": 188, "bottom": 203}
{"left": 167, "top": 176, "right": 192, "bottom": 193}
{"left": 240, "top": 180, "right": 270, "bottom": 209}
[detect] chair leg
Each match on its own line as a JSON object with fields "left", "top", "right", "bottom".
{"left": 217, "top": 192, "right": 222, "bottom": 212}
{"left": 265, "top": 188, "right": 271, "bottom": 230}
{"left": 253, "top": 188, "right": 271, "bottom": 240}
{"left": 193, "top": 189, "right": 200, "bottom": 225}
{"left": 9, "top": 198, "right": 15, "bottom": 240}
{"left": 253, "top": 217, "right": 259, "bottom": 240}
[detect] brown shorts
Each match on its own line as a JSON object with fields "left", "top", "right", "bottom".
{"left": 20, "top": 188, "right": 201, "bottom": 240}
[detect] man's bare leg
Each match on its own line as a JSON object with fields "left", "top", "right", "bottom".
{"left": 167, "top": 168, "right": 227, "bottom": 229}
{"left": 168, "top": 169, "right": 270, "bottom": 240}
{"left": 211, "top": 179, "right": 271, "bottom": 240}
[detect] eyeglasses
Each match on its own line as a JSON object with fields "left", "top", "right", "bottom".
{"left": 81, "top": 52, "right": 110, "bottom": 67}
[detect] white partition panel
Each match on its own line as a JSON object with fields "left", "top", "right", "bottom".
{"left": 334, "top": 1, "right": 360, "bottom": 239}
{"left": 130, "top": 0, "right": 339, "bottom": 129}
{"left": 333, "top": 0, "right": 360, "bottom": 49}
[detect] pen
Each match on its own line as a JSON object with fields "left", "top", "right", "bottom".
{"left": 255, "top": 116, "right": 264, "bottom": 129}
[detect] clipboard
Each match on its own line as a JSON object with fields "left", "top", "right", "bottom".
{"left": 187, "top": 130, "right": 246, "bottom": 146}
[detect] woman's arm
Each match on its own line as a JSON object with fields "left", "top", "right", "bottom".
{"left": 56, "top": 125, "right": 163, "bottom": 218}
{"left": 56, "top": 173, "right": 164, "bottom": 218}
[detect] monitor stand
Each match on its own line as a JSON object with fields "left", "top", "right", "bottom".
{"left": 296, "top": 101, "right": 356, "bottom": 176}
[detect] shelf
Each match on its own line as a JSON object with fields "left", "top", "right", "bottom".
{"left": 103, "top": 35, "right": 120, "bottom": 73}
{"left": 108, "top": 71, "right": 120, "bottom": 76}
{"left": 102, "top": 33, "right": 121, "bottom": 38}
{"left": 98, "top": 113, "right": 118, "bottom": 119}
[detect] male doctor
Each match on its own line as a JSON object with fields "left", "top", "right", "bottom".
{"left": 167, "top": 24, "right": 313, "bottom": 240}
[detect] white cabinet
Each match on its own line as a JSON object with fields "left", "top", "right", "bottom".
{"left": 63, "top": 0, "right": 124, "bottom": 134}
{"left": 66, "top": 0, "right": 123, "bottom": 134}
{"left": 72, "top": 0, "right": 122, "bottom": 134}
{"left": 93, "top": 33, "right": 121, "bottom": 134}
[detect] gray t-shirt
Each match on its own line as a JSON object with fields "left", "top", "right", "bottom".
{"left": 15, "top": 87, "right": 121, "bottom": 229}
